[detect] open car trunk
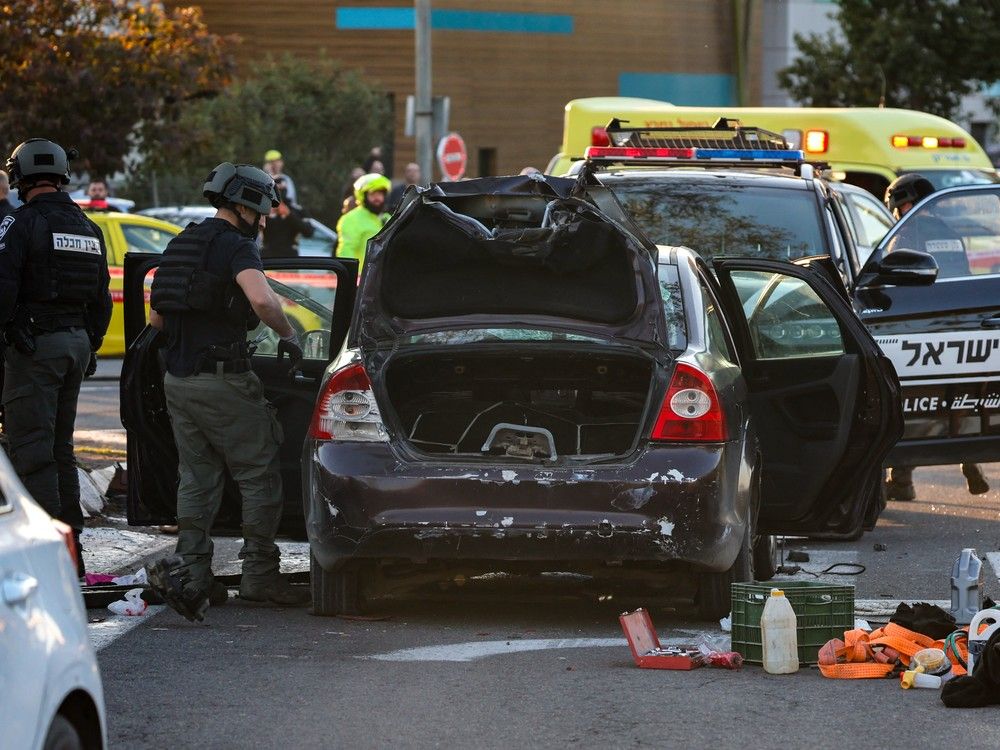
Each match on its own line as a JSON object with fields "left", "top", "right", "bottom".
{"left": 382, "top": 347, "right": 656, "bottom": 462}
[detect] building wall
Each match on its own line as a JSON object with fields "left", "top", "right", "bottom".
{"left": 760, "top": 0, "right": 838, "bottom": 106}
{"left": 185, "top": 1, "right": 761, "bottom": 178}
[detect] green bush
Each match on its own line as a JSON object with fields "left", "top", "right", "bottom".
{"left": 128, "top": 54, "right": 392, "bottom": 225}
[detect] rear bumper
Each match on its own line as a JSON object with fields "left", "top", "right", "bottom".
{"left": 304, "top": 439, "right": 752, "bottom": 573}
{"left": 887, "top": 434, "right": 1000, "bottom": 466}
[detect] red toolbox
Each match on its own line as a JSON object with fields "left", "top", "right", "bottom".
{"left": 619, "top": 608, "right": 706, "bottom": 670}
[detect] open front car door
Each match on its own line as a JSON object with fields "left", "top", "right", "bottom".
{"left": 712, "top": 258, "right": 902, "bottom": 537}
{"left": 121, "top": 252, "right": 357, "bottom": 533}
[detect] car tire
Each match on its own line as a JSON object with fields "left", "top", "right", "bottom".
{"left": 43, "top": 715, "right": 83, "bottom": 750}
{"left": 310, "top": 553, "right": 362, "bottom": 617}
{"left": 697, "top": 522, "right": 753, "bottom": 621}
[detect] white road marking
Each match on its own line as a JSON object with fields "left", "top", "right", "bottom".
{"left": 364, "top": 631, "right": 711, "bottom": 662}
{"left": 81, "top": 527, "right": 173, "bottom": 575}
{"left": 854, "top": 599, "right": 951, "bottom": 620}
{"left": 986, "top": 552, "right": 1000, "bottom": 583}
{"left": 88, "top": 606, "right": 166, "bottom": 651}
{"left": 74, "top": 428, "right": 127, "bottom": 449}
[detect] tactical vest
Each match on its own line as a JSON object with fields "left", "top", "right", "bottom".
{"left": 21, "top": 199, "right": 104, "bottom": 310}
{"left": 150, "top": 221, "right": 256, "bottom": 327}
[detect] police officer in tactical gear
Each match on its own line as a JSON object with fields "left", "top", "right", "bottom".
{"left": 146, "top": 162, "right": 307, "bottom": 621}
{"left": 0, "top": 139, "right": 112, "bottom": 576}
{"left": 883, "top": 173, "right": 989, "bottom": 500}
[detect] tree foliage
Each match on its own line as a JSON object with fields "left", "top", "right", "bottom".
{"left": 0, "top": 1, "right": 232, "bottom": 178}
{"left": 778, "top": 0, "right": 1000, "bottom": 118}
{"left": 129, "top": 56, "right": 392, "bottom": 224}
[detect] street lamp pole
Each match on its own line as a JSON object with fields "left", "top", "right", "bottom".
{"left": 414, "top": 0, "right": 433, "bottom": 181}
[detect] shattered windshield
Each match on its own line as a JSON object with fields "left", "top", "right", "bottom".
{"left": 608, "top": 179, "right": 828, "bottom": 262}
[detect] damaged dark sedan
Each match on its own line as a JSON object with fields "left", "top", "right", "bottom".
{"left": 303, "top": 175, "right": 901, "bottom": 619}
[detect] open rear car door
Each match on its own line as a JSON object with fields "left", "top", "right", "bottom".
{"left": 120, "top": 253, "right": 357, "bottom": 534}
{"left": 712, "top": 258, "right": 902, "bottom": 537}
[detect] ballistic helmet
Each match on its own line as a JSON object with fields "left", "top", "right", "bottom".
{"left": 353, "top": 173, "right": 391, "bottom": 204}
{"left": 5, "top": 138, "right": 73, "bottom": 188}
{"left": 885, "top": 174, "right": 935, "bottom": 213}
{"left": 203, "top": 162, "right": 279, "bottom": 214}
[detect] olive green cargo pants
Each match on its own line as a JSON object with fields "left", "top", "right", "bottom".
{"left": 163, "top": 370, "right": 285, "bottom": 590}
{"left": 2, "top": 329, "right": 91, "bottom": 531}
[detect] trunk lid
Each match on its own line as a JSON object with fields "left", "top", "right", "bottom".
{"left": 349, "top": 175, "right": 671, "bottom": 353}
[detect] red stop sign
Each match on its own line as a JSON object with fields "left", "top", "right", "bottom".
{"left": 436, "top": 132, "right": 467, "bottom": 181}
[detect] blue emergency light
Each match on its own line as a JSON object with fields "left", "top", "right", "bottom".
{"left": 694, "top": 148, "right": 805, "bottom": 161}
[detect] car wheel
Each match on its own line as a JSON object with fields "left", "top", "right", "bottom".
{"left": 697, "top": 522, "right": 753, "bottom": 621}
{"left": 310, "top": 553, "right": 362, "bottom": 617}
{"left": 43, "top": 715, "right": 83, "bottom": 750}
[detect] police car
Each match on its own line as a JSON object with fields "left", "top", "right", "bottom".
{"left": 571, "top": 120, "right": 994, "bottom": 490}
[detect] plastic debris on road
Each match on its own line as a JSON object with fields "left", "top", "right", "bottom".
{"left": 107, "top": 588, "right": 149, "bottom": 616}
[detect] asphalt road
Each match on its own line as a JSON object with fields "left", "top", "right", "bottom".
{"left": 78, "top": 368, "right": 1000, "bottom": 747}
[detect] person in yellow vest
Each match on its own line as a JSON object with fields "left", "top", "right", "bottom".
{"left": 335, "top": 173, "right": 390, "bottom": 268}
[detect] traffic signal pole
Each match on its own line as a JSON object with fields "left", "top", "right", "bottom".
{"left": 415, "top": 0, "right": 434, "bottom": 181}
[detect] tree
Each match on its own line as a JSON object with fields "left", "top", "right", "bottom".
{"left": 778, "top": 0, "right": 1000, "bottom": 119}
{"left": 0, "top": 1, "right": 232, "bottom": 177}
{"left": 129, "top": 55, "right": 392, "bottom": 224}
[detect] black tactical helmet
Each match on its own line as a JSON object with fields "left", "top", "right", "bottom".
{"left": 5, "top": 138, "right": 73, "bottom": 188}
{"left": 885, "top": 174, "right": 935, "bottom": 213}
{"left": 203, "top": 162, "right": 279, "bottom": 214}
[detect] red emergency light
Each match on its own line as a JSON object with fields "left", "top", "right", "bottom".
{"left": 591, "top": 126, "right": 610, "bottom": 147}
{"left": 892, "top": 134, "right": 966, "bottom": 149}
{"left": 585, "top": 146, "right": 697, "bottom": 160}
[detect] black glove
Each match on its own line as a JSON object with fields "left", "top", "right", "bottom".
{"left": 276, "top": 333, "right": 303, "bottom": 371}
{"left": 84, "top": 351, "right": 97, "bottom": 379}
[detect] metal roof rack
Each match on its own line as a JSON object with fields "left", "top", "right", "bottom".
{"left": 605, "top": 117, "right": 792, "bottom": 151}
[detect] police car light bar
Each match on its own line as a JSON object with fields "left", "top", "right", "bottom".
{"left": 585, "top": 117, "right": 806, "bottom": 165}
{"left": 585, "top": 145, "right": 804, "bottom": 162}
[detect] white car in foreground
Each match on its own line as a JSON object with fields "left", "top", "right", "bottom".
{"left": 0, "top": 450, "right": 107, "bottom": 749}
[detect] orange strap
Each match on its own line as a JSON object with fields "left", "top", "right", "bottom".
{"left": 817, "top": 629, "right": 895, "bottom": 679}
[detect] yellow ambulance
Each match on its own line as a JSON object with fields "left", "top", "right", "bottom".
{"left": 547, "top": 97, "right": 998, "bottom": 196}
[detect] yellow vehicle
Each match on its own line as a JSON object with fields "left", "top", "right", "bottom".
{"left": 88, "top": 211, "right": 328, "bottom": 356}
{"left": 86, "top": 211, "right": 181, "bottom": 356}
{"left": 547, "top": 97, "right": 998, "bottom": 196}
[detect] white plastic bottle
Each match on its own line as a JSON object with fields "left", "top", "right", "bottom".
{"left": 761, "top": 588, "right": 799, "bottom": 674}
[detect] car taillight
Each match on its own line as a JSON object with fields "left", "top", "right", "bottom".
{"left": 52, "top": 519, "right": 78, "bottom": 567}
{"left": 650, "top": 363, "right": 727, "bottom": 442}
{"left": 308, "top": 362, "right": 388, "bottom": 442}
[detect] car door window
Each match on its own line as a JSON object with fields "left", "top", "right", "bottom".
{"left": 248, "top": 269, "right": 337, "bottom": 360}
{"left": 884, "top": 191, "right": 1000, "bottom": 279}
{"left": 121, "top": 224, "right": 174, "bottom": 254}
{"left": 656, "top": 264, "right": 688, "bottom": 351}
{"left": 735, "top": 270, "right": 845, "bottom": 359}
{"left": 699, "top": 277, "right": 734, "bottom": 362}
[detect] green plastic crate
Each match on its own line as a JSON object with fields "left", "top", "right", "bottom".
{"left": 730, "top": 581, "right": 854, "bottom": 666}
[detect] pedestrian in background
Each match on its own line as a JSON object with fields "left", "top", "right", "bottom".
{"left": 883, "top": 173, "right": 989, "bottom": 500}
{"left": 146, "top": 162, "right": 308, "bottom": 621}
{"left": 263, "top": 148, "right": 297, "bottom": 202}
{"left": 0, "top": 170, "right": 14, "bottom": 219}
{"left": 261, "top": 176, "right": 314, "bottom": 258}
{"left": 341, "top": 166, "right": 365, "bottom": 214}
{"left": 336, "top": 172, "right": 390, "bottom": 269}
{"left": 0, "top": 139, "right": 112, "bottom": 577}
{"left": 85, "top": 178, "right": 111, "bottom": 211}
{"left": 388, "top": 162, "right": 422, "bottom": 212}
